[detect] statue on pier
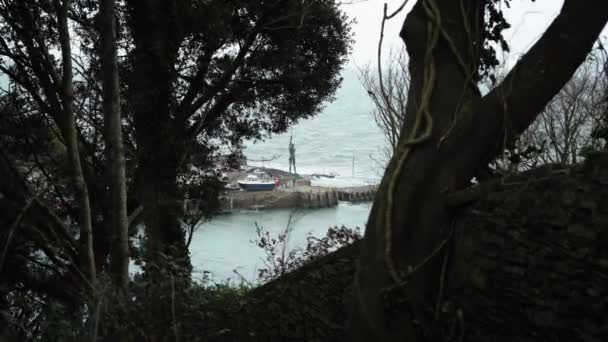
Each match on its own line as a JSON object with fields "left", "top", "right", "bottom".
{"left": 288, "top": 135, "right": 296, "bottom": 175}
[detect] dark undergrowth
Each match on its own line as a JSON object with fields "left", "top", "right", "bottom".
{"left": 0, "top": 225, "right": 361, "bottom": 342}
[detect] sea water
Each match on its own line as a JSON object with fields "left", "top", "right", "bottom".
{"left": 243, "top": 68, "right": 386, "bottom": 187}
{"left": 190, "top": 202, "right": 372, "bottom": 283}
{"left": 189, "top": 69, "right": 385, "bottom": 282}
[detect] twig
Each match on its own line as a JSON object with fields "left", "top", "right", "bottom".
{"left": 386, "top": 0, "right": 411, "bottom": 19}
{"left": 232, "top": 269, "right": 254, "bottom": 287}
{"left": 0, "top": 197, "right": 34, "bottom": 273}
{"left": 171, "top": 274, "right": 179, "bottom": 342}
{"left": 377, "top": 2, "right": 410, "bottom": 141}
{"left": 128, "top": 205, "right": 143, "bottom": 225}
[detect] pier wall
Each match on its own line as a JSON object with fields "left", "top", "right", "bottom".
{"left": 216, "top": 186, "right": 377, "bottom": 212}
{"left": 182, "top": 185, "right": 378, "bottom": 214}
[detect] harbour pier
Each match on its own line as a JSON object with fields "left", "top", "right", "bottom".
{"left": 183, "top": 185, "right": 378, "bottom": 214}
{"left": 219, "top": 185, "right": 377, "bottom": 212}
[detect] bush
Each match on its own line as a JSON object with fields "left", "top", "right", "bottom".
{"left": 254, "top": 223, "right": 361, "bottom": 283}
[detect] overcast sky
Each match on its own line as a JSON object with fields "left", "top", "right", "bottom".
{"left": 340, "top": 0, "right": 588, "bottom": 68}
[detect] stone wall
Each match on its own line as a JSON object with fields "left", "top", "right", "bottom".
{"left": 447, "top": 153, "right": 608, "bottom": 341}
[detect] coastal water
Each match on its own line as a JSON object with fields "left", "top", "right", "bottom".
{"left": 190, "top": 202, "right": 372, "bottom": 283}
{"left": 243, "top": 68, "right": 386, "bottom": 187}
{"left": 190, "top": 68, "right": 384, "bottom": 282}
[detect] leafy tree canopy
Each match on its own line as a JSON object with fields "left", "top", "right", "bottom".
{"left": 0, "top": 0, "right": 352, "bottom": 208}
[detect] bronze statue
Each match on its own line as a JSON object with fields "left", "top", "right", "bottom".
{"left": 288, "top": 135, "right": 296, "bottom": 175}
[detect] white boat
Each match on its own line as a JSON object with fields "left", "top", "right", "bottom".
{"left": 237, "top": 175, "right": 276, "bottom": 191}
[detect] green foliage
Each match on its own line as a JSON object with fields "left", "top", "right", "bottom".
{"left": 0, "top": 291, "right": 86, "bottom": 342}
{"left": 579, "top": 144, "right": 599, "bottom": 160}
{"left": 172, "top": 0, "right": 354, "bottom": 140}
{"left": 481, "top": 0, "right": 512, "bottom": 79}
{"left": 36, "top": 303, "right": 85, "bottom": 342}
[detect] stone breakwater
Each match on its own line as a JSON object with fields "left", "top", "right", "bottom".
{"left": 216, "top": 185, "right": 377, "bottom": 212}
{"left": 181, "top": 185, "right": 378, "bottom": 214}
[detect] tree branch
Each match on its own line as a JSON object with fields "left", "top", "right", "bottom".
{"left": 481, "top": 0, "right": 608, "bottom": 143}
{"left": 180, "top": 31, "right": 258, "bottom": 120}
{"left": 186, "top": 83, "right": 241, "bottom": 138}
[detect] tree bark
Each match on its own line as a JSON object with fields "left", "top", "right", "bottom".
{"left": 347, "top": 1, "right": 608, "bottom": 341}
{"left": 100, "top": 0, "right": 129, "bottom": 290}
{"left": 55, "top": 0, "right": 97, "bottom": 287}
{"left": 127, "top": 0, "right": 189, "bottom": 273}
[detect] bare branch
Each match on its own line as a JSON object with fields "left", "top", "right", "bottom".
{"left": 481, "top": 0, "right": 608, "bottom": 152}
{"left": 0, "top": 197, "right": 34, "bottom": 273}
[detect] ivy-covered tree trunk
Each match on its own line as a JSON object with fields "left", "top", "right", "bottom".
{"left": 127, "top": 0, "right": 190, "bottom": 273}
{"left": 347, "top": 1, "right": 608, "bottom": 341}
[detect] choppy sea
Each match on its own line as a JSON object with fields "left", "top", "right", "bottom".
{"left": 243, "top": 68, "right": 386, "bottom": 187}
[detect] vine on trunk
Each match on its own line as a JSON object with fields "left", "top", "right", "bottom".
{"left": 374, "top": 0, "right": 513, "bottom": 333}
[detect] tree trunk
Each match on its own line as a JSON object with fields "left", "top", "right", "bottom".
{"left": 55, "top": 0, "right": 97, "bottom": 288}
{"left": 347, "top": 1, "right": 608, "bottom": 341}
{"left": 100, "top": 0, "right": 129, "bottom": 290}
{"left": 127, "top": 0, "right": 189, "bottom": 273}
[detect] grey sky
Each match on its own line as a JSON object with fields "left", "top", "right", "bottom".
{"left": 341, "top": 0, "right": 582, "bottom": 68}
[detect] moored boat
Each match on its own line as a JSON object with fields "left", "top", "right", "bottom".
{"left": 238, "top": 175, "right": 276, "bottom": 191}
